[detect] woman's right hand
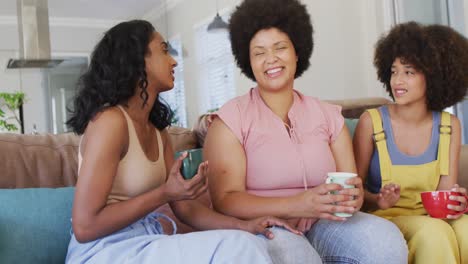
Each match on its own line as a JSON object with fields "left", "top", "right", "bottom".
{"left": 296, "top": 183, "right": 355, "bottom": 221}
{"left": 162, "top": 152, "right": 208, "bottom": 202}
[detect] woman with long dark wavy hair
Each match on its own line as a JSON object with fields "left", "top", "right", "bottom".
{"left": 65, "top": 19, "right": 299, "bottom": 263}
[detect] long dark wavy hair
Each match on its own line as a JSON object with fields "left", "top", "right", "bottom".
{"left": 67, "top": 20, "right": 172, "bottom": 134}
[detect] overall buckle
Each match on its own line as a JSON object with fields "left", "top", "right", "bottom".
{"left": 372, "top": 130, "right": 386, "bottom": 142}
{"left": 439, "top": 125, "right": 452, "bottom": 135}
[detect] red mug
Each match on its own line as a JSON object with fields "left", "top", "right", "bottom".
{"left": 420, "top": 191, "right": 468, "bottom": 219}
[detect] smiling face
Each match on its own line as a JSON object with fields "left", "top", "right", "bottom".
{"left": 249, "top": 28, "right": 298, "bottom": 92}
{"left": 390, "top": 57, "right": 427, "bottom": 106}
{"left": 144, "top": 32, "right": 178, "bottom": 92}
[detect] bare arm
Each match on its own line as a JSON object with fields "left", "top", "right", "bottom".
{"left": 72, "top": 109, "right": 170, "bottom": 242}
{"left": 437, "top": 115, "right": 461, "bottom": 190}
{"left": 162, "top": 130, "right": 300, "bottom": 236}
{"left": 204, "top": 118, "right": 354, "bottom": 221}
{"left": 353, "top": 112, "right": 382, "bottom": 211}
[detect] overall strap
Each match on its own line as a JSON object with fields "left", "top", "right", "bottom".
{"left": 438, "top": 111, "right": 451, "bottom": 176}
{"left": 367, "top": 109, "right": 392, "bottom": 182}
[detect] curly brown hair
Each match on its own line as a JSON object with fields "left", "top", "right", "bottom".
{"left": 374, "top": 21, "right": 468, "bottom": 111}
{"left": 229, "top": 0, "right": 313, "bottom": 81}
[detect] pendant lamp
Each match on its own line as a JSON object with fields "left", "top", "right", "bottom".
{"left": 207, "top": 0, "right": 229, "bottom": 32}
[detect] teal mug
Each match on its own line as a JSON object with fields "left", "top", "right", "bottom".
{"left": 174, "top": 148, "right": 203, "bottom": 180}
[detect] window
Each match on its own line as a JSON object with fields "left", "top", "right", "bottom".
{"left": 195, "top": 15, "right": 236, "bottom": 113}
{"left": 160, "top": 37, "right": 187, "bottom": 127}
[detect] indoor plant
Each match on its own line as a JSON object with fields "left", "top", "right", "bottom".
{"left": 0, "top": 92, "right": 25, "bottom": 132}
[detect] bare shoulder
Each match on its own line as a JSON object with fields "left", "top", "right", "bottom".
{"left": 449, "top": 113, "right": 461, "bottom": 129}
{"left": 447, "top": 113, "right": 461, "bottom": 140}
{"left": 208, "top": 116, "right": 229, "bottom": 132}
{"left": 205, "top": 117, "right": 240, "bottom": 153}
{"left": 89, "top": 107, "right": 127, "bottom": 129}
{"left": 355, "top": 111, "right": 374, "bottom": 135}
{"left": 206, "top": 117, "right": 235, "bottom": 141}
{"left": 82, "top": 107, "right": 129, "bottom": 153}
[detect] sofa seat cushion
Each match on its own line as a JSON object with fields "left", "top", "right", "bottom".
{"left": 0, "top": 187, "right": 74, "bottom": 264}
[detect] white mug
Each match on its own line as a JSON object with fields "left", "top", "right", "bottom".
{"left": 326, "top": 172, "right": 357, "bottom": 217}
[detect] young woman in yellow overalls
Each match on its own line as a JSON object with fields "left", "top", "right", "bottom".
{"left": 353, "top": 22, "right": 468, "bottom": 264}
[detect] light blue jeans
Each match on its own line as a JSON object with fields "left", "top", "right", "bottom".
{"left": 262, "top": 227, "right": 322, "bottom": 264}
{"left": 306, "top": 212, "right": 408, "bottom": 264}
{"left": 66, "top": 212, "right": 274, "bottom": 264}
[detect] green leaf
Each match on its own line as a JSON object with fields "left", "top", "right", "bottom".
{"left": 0, "top": 92, "right": 25, "bottom": 132}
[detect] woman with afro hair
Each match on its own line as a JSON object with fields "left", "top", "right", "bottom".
{"left": 65, "top": 19, "right": 303, "bottom": 264}
{"left": 354, "top": 22, "right": 468, "bottom": 263}
{"left": 204, "top": 0, "right": 408, "bottom": 263}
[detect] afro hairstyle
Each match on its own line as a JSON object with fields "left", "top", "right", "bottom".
{"left": 374, "top": 21, "right": 468, "bottom": 111}
{"left": 228, "top": 0, "right": 313, "bottom": 81}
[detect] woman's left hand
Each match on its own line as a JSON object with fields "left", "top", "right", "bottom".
{"left": 336, "top": 176, "right": 364, "bottom": 211}
{"left": 447, "top": 184, "right": 467, "bottom": 219}
{"left": 239, "top": 216, "right": 302, "bottom": 239}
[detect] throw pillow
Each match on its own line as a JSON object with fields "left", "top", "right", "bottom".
{"left": 0, "top": 187, "right": 74, "bottom": 264}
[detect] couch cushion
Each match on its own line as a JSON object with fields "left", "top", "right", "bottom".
{"left": 0, "top": 133, "right": 80, "bottom": 188}
{"left": 326, "top": 97, "right": 392, "bottom": 119}
{"left": 0, "top": 187, "right": 74, "bottom": 264}
{"left": 167, "top": 126, "right": 198, "bottom": 152}
{"left": 459, "top": 145, "right": 468, "bottom": 189}
{"left": 345, "top": 118, "right": 359, "bottom": 137}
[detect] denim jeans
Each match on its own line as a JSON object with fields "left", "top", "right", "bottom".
{"left": 307, "top": 212, "right": 408, "bottom": 264}
{"left": 263, "top": 227, "right": 322, "bottom": 264}
{"left": 66, "top": 212, "right": 274, "bottom": 264}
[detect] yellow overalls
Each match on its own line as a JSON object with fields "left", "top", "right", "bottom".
{"left": 367, "top": 109, "right": 468, "bottom": 264}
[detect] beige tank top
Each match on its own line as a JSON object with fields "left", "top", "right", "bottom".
{"left": 78, "top": 106, "right": 167, "bottom": 204}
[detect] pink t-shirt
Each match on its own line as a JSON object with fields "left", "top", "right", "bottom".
{"left": 217, "top": 87, "right": 344, "bottom": 197}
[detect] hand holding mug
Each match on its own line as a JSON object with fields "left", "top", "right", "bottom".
{"left": 421, "top": 187, "right": 468, "bottom": 219}
{"left": 335, "top": 175, "right": 365, "bottom": 212}
{"left": 447, "top": 184, "right": 468, "bottom": 219}
{"left": 326, "top": 172, "right": 361, "bottom": 217}
{"left": 297, "top": 182, "right": 355, "bottom": 221}
{"left": 174, "top": 148, "right": 204, "bottom": 180}
{"left": 163, "top": 151, "right": 208, "bottom": 202}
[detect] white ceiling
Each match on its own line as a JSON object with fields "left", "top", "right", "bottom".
{"left": 0, "top": 0, "right": 166, "bottom": 21}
